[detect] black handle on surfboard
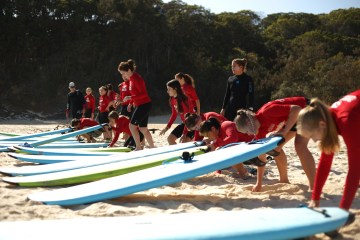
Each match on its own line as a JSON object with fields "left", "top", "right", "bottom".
{"left": 180, "top": 151, "right": 195, "bottom": 163}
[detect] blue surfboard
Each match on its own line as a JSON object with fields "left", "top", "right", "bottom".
{"left": 0, "top": 142, "right": 203, "bottom": 176}
{"left": 0, "top": 207, "right": 351, "bottom": 240}
{"left": 28, "top": 137, "right": 282, "bottom": 206}
{"left": 0, "top": 127, "right": 73, "bottom": 141}
{"left": 22, "top": 124, "right": 106, "bottom": 147}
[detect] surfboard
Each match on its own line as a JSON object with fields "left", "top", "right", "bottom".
{"left": 0, "top": 207, "right": 351, "bottom": 240}
{"left": 28, "top": 137, "right": 282, "bottom": 205}
{"left": 8, "top": 149, "right": 125, "bottom": 164}
{"left": 0, "top": 142, "right": 203, "bottom": 176}
{"left": 0, "top": 127, "right": 73, "bottom": 141}
{"left": 2, "top": 141, "right": 108, "bottom": 150}
{"left": 11, "top": 143, "right": 116, "bottom": 156}
{"left": 2, "top": 148, "right": 206, "bottom": 187}
{"left": 16, "top": 124, "right": 106, "bottom": 148}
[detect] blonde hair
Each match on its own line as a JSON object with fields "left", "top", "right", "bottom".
{"left": 234, "top": 109, "right": 255, "bottom": 133}
{"left": 297, "top": 98, "right": 340, "bottom": 154}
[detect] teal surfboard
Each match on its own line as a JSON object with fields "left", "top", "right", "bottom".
{"left": 2, "top": 148, "right": 206, "bottom": 187}
{"left": 0, "top": 207, "right": 351, "bottom": 240}
{"left": 0, "top": 127, "right": 72, "bottom": 141}
{"left": 28, "top": 137, "right": 282, "bottom": 205}
{"left": 21, "top": 124, "right": 106, "bottom": 147}
{"left": 0, "top": 142, "right": 203, "bottom": 176}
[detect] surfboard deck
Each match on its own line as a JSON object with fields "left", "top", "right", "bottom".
{"left": 2, "top": 148, "right": 206, "bottom": 187}
{"left": 0, "top": 142, "right": 204, "bottom": 176}
{"left": 20, "top": 124, "right": 106, "bottom": 147}
{"left": 0, "top": 207, "right": 351, "bottom": 240}
{"left": 12, "top": 143, "right": 117, "bottom": 156}
{"left": 0, "top": 127, "right": 72, "bottom": 141}
{"left": 28, "top": 137, "right": 282, "bottom": 206}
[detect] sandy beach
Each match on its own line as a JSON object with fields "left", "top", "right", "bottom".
{"left": 0, "top": 116, "right": 359, "bottom": 239}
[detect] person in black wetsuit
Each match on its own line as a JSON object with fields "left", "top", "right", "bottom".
{"left": 220, "top": 58, "right": 254, "bottom": 121}
{"left": 66, "top": 82, "right": 86, "bottom": 119}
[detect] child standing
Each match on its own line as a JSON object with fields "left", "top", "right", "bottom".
{"left": 118, "top": 59, "right": 155, "bottom": 150}
{"left": 98, "top": 85, "right": 113, "bottom": 141}
{"left": 84, "top": 87, "right": 96, "bottom": 119}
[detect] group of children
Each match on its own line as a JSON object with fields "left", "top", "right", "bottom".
{"left": 67, "top": 58, "right": 359, "bottom": 211}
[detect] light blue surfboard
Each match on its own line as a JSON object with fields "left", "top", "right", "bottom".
{"left": 5, "top": 151, "right": 120, "bottom": 164}
{"left": 0, "top": 207, "right": 351, "bottom": 240}
{"left": 11, "top": 143, "right": 113, "bottom": 156}
{"left": 28, "top": 137, "right": 282, "bottom": 205}
{"left": 20, "top": 124, "right": 106, "bottom": 147}
{"left": 0, "top": 127, "right": 73, "bottom": 141}
{"left": 0, "top": 142, "right": 203, "bottom": 176}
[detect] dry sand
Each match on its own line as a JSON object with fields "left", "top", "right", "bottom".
{"left": 0, "top": 116, "right": 359, "bottom": 239}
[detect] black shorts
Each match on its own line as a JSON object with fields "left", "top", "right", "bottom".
{"left": 124, "top": 131, "right": 144, "bottom": 148}
{"left": 171, "top": 123, "right": 195, "bottom": 139}
{"left": 120, "top": 105, "right": 133, "bottom": 118}
{"left": 71, "top": 109, "right": 82, "bottom": 119}
{"left": 130, "top": 102, "right": 151, "bottom": 127}
{"left": 98, "top": 111, "right": 109, "bottom": 124}
{"left": 84, "top": 109, "right": 93, "bottom": 118}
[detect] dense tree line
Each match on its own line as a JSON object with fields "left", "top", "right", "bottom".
{"left": 0, "top": 0, "right": 359, "bottom": 117}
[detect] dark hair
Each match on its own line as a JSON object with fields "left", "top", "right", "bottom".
{"left": 175, "top": 72, "right": 195, "bottom": 88}
{"left": 199, "top": 118, "right": 220, "bottom": 134}
{"left": 167, "top": 79, "right": 188, "bottom": 113}
{"left": 232, "top": 58, "right": 247, "bottom": 68}
{"left": 71, "top": 118, "right": 81, "bottom": 127}
{"left": 108, "top": 111, "right": 119, "bottom": 120}
{"left": 106, "top": 83, "right": 113, "bottom": 91}
{"left": 118, "top": 59, "right": 136, "bottom": 72}
{"left": 184, "top": 113, "right": 200, "bottom": 129}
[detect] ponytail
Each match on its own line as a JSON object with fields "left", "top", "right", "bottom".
{"left": 118, "top": 59, "right": 136, "bottom": 72}
{"left": 297, "top": 98, "right": 339, "bottom": 154}
{"left": 234, "top": 109, "right": 255, "bottom": 133}
{"left": 175, "top": 72, "right": 195, "bottom": 88}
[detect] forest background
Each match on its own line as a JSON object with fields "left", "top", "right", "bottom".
{"left": 1, "top": 0, "right": 360, "bottom": 118}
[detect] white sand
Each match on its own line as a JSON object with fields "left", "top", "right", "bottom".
{"left": 0, "top": 116, "right": 359, "bottom": 239}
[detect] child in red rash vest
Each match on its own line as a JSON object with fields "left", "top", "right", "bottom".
{"left": 234, "top": 96, "right": 311, "bottom": 192}
{"left": 175, "top": 72, "right": 201, "bottom": 115}
{"left": 184, "top": 112, "right": 227, "bottom": 141}
{"left": 159, "top": 79, "right": 195, "bottom": 145}
{"left": 84, "top": 87, "right": 96, "bottom": 119}
{"left": 107, "top": 111, "right": 144, "bottom": 148}
{"left": 70, "top": 118, "right": 102, "bottom": 143}
{"left": 98, "top": 85, "right": 113, "bottom": 141}
{"left": 106, "top": 83, "right": 118, "bottom": 112}
{"left": 118, "top": 59, "right": 155, "bottom": 151}
{"left": 116, "top": 75, "right": 133, "bottom": 118}
{"left": 297, "top": 90, "right": 360, "bottom": 210}
{"left": 199, "top": 118, "right": 253, "bottom": 179}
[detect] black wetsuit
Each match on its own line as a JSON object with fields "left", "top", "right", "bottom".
{"left": 222, "top": 73, "right": 254, "bottom": 121}
{"left": 67, "top": 90, "right": 85, "bottom": 119}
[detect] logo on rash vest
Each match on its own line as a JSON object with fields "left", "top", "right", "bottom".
{"left": 267, "top": 121, "right": 285, "bottom": 133}
{"left": 331, "top": 95, "right": 357, "bottom": 109}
